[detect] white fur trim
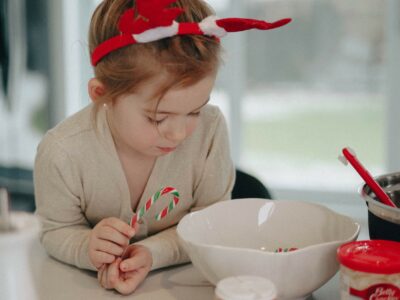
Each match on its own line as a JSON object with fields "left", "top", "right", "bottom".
{"left": 134, "top": 21, "right": 179, "bottom": 43}
{"left": 199, "top": 16, "right": 227, "bottom": 38}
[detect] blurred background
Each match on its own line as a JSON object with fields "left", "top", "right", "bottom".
{"left": 0, "top": 0, "right": 399, "bottom": 223}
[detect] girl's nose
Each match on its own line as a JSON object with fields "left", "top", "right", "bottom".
{"left": 164, "top": 117, "right": 187, "bottom": 143}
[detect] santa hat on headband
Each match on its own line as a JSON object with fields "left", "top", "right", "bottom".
{"left": 91, "top": 0, "right": 292, "bottom": 66}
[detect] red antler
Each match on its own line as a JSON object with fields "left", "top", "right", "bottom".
{"left": 92, "top": 1, "right": 292, "bottom": 66}
{"left": 216, "top": 18, "right": 291, "bottom": 32}
{"left": 119, "top": 0, "right": 184, "bottom": 35}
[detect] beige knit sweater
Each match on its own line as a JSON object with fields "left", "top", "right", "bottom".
{"left": 34, "top": 103, "right": 235, "bottom": 271}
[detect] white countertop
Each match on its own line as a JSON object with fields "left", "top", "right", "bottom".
{"left": 24, "top": 199, "right": 369, "bottom": 300}
{"left": 30, "top": 239, "right": 344, "bottom": 300}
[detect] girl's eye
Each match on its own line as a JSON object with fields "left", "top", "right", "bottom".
{"left": 148, "top": 117, "right": 167, "bottom": 125}
{"left": 189, "top": 111, "right": 201, "bottom": 117}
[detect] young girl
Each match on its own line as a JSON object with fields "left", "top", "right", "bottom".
{"left": 34, "top": 0, "right": 290, "bottom": 295}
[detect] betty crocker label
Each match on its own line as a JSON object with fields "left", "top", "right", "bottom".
{"left": 350, "top": 283, "right": 400, "bottom": 300}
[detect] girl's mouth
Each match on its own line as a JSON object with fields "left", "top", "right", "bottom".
{"left": 157, "top": 146, "right": 177, "bottom": 153}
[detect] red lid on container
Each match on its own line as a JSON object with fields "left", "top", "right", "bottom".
{"left": 337, "top": 240, "right": 400, "bottom": 274}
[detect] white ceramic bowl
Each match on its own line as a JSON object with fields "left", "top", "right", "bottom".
{"left": 177, "top": 199, "right": 360, "bottom": 300}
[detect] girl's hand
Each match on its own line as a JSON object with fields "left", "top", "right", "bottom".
{"left": 97, "top": 245, "right": 152, "bottom": 295}
{"left": 88, "top": 217, "right": 136, "bottom": 269}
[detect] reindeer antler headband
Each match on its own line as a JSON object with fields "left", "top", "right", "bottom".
{"left": 91, "top": 0, "right": 292, "bottom": 66}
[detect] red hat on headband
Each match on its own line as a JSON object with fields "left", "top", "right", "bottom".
{"left": 91, "top": 0, "right": 292, "bottom": 66}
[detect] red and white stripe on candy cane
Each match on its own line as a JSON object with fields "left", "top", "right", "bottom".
{"left": 130, "top": 186, "right": 180, "bottom": 227}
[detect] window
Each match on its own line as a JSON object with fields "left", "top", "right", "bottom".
{"left": 211, "top": 0, "right": 400, "bottom": 206}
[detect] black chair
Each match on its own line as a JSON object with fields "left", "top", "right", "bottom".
{"left": 232, "top": 169, "right": 272, "bottom": 200}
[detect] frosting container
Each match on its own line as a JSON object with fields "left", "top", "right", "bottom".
{"left": 337, "top": 240, "right": 400, "bottom": 300}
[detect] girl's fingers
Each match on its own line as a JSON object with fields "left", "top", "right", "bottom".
{"left": 98, "top": 264, "right": 108, "bottom": 289}
{"left": 99, "top": 259, "right": 123, "bottom": 290}
{"left": 119, "top": 245, "right": 152, "bottom": 272}
{"left": 97, "top": 254, "right": 149, "bottom": 294}
{"left": 97, "top": 226, "right": 130, "bottom": 247}
{"left": 103, "top": 217, "right": 135, "bottom": 238}
{"left": 101, "top": 264, "right": 113, "bottom": 290}
{"left": 101, "top": 265, "right": 111, "bottom": 289}
{"left": 106, "top": 258, "right": 122, "bottom": 288}
{"left": 115, "top": 268, "right": 148, "bottom": 295}
{"left": 92, "top": 251, "right": 115, "bottom": 268}
{"left": 119, "top": 255, "right": 144, "bottom": 272}
{"left": 95, "top": 239, "right": 124, "bottom": 256}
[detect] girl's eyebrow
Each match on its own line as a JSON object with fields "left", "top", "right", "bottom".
{"left": 144, "top": 97, "right": 210, "bottom": 115}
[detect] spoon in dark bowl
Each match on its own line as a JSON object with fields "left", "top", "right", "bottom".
{"left": 339, "top": 147, "right": 396, "bottom": 208}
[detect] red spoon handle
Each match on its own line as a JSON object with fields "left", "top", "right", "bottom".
{"left": 342, "top": 148, "right": 396, "bottom": 208}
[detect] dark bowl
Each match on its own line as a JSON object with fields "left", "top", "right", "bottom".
{"left": 360, "top": 172, "right": 400, "bottom": 242}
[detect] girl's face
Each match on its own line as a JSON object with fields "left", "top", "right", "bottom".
{"left": 106, "top": 73, "right": 216, "bottom": 158}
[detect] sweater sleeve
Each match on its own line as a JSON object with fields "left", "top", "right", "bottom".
{"left": 34, "top": 136, "right": 96, "bottom": 271}
{"left": 136, "top": 109, "right": 235, "bottom": 270}
{"left": 134, "top": 225, "right": 183, "bottom": 270}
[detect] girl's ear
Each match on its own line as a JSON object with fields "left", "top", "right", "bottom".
{"left": 88, "top": 78, "right": 106, "bottom": 102}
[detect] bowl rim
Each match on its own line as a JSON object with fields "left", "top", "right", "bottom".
{"left": 177, "top": 199, "right": 361, "bottom": 254}
{"left": 360, "top": 184, "right": 400, "bottom": 214}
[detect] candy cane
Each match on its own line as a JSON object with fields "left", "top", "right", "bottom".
{"left": 130, "top": 186, "right": 180, "bottom": 227}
